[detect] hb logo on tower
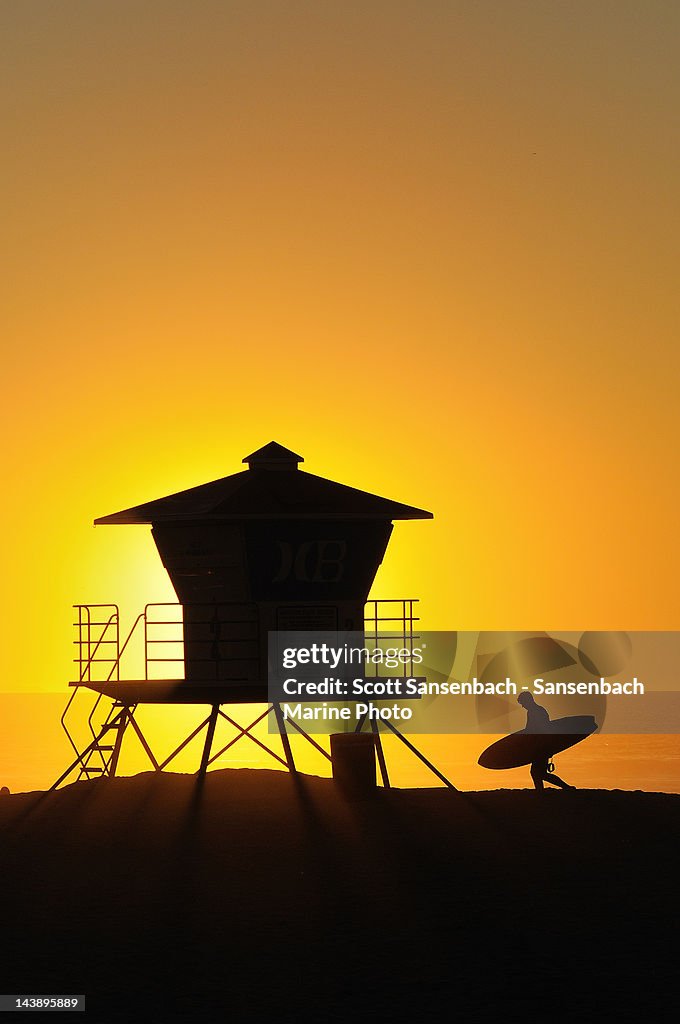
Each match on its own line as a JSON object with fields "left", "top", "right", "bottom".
{"left": 273, "top": 540, "right": 348, "bottom": 583}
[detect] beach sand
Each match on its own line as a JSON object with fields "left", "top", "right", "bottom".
{"left": 1, "top": 769, "right": 677, "bottom": 1021}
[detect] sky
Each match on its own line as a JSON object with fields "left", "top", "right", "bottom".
{"left": 1, "top": 2, "right": 679, "bottom": 789}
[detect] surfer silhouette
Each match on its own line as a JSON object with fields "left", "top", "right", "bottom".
{"left": 517, "top": 692, "right": 575, "bottom": 791}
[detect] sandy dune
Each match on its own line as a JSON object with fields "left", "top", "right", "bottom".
{"left": 1, "top": 770, "right": 677, "bottom": 1021}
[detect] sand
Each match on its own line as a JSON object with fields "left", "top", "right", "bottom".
{"left": 1, "top": 770, "right": 677, "bottom": 1021}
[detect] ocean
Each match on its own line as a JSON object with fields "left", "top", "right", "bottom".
{"left": 1, "top": 693, "right": 679, "bottom": 794}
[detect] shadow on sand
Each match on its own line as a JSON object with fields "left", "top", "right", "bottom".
{"left": 1, "top": 770, "right": 677, "bottom": 1021}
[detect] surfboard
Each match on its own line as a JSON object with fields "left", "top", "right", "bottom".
{"left": 478, "top": 715, "right": 598, "bottom": 770}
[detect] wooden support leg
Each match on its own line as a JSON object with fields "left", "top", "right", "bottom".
{"left": 108, "top": 707, "right": 129, "bottom": 778}
{"left": 273, "top": 703, "right": 296, "bottom": 774}
{"left": 354, "top": 710, "right": 369, "bottom": 734}
{"left": 198, "top": 704, "right": 219, "bottom": 778}
{"left": 371, "top": 718, "right": 391, "bottom": 788}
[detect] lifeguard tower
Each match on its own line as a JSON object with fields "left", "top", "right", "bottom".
{"left": 54, "top": 443, "right": 453, "bottom": 789}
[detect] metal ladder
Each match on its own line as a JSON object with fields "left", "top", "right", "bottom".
{"left": 74, "top": 701, "right": 135, "bottom": 781}
{"left": 61, "top": 605, "right": 145, "bottom": 784}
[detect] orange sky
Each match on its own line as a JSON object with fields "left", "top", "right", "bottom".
{"left": 1, "top": 3, "right": 679, "bottom": 789}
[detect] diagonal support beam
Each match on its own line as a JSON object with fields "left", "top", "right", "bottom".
{"left": 378, "top": 717, "right": 458, "bottom": 790}
{"left": 210, "top": 706, "right": 287, "bottom": 768}
{"left": 285, "top": 717, "right": 332, "bottom": 762}
{"left": 159, "top": 712, "right": 214, "bottom": 770}
{"left": 126, "top": 713, "right": 161, "bottom": 771}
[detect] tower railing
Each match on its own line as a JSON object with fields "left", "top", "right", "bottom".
{"left": 74, "top": 605, "right": 120, "bottom": 682}
{"left": 71, "top": 599, "right": 421, "bottom": 684}
{"left": 56, "top": 598, "right": 457, "bottom": 791}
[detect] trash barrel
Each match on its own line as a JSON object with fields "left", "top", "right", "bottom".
{"left": 330, "top": 733, "right": 376, "bottom": 797}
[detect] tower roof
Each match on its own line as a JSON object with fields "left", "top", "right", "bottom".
{"left": 242, "top": 441, "right": 303, "bottom": 470}
{"left": 94, "top": 442, "right": 433, "bottom": 524}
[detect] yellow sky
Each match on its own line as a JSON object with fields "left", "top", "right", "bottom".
{"left": 1, "top": 1, "right": 679, "bottom": 711}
